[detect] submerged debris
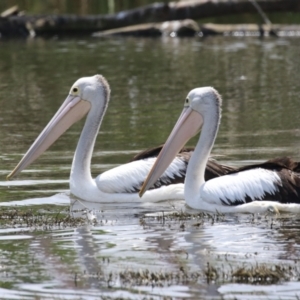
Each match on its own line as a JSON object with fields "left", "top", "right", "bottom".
{"left": 118, "top": 267, "right": 201, "bottom": 287}
{"left": 141, "top": 210, "right": 226, "bottom": 228}
{"left": 102, "top": 260, "right": 299, "bottom": 288}
{"left": 0, "top": 207, "right": 87, "bottom": 229}
{"left": 140, "top": 208, "right": 298, "bottom": 232}
{"left": 231, "top": 263, "right": 291, "bottom": 284}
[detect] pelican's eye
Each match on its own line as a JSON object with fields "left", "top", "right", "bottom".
{"left": 70, "top": 86, "right": 80, "bottom": 96}
{"left": 184, "top": 98, "right": 190, "bottom": 106}
{"left": 72, "top": 87, "right": 79, "bottom": 94}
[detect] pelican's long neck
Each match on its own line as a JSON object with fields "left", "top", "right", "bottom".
{"left": 185, "top": 102, "right": 221, "bottom": 208}
{"left": 70, "top": 101, "right": 107, "bottom": 192}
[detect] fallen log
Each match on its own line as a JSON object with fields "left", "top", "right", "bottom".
{"left": 0, "top": 18, "right": 31, "bottom": 38}
{"left": 1, "top": 5, "right": 20, "bottom": 18}
{"left": 0, "top": 0, "right": 299, "bottom": 37}
{"left": 93, "top": 19, "right": 200, "bottom": 37}
{"left": 199, "top": 23, "right": 300, "bottom": 37}
{"left": 93, "top": 21, "right": 300, "bottom": 37}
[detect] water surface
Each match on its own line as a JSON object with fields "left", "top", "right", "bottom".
{"left": 0, "top": 36, "right": 300, "bottom": 299}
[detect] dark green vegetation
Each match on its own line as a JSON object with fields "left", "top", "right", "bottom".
{"left": 0, "top": 0, "right": 169, "bottom": 15}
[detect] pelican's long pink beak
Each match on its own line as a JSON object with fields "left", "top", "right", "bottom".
{"left": 7, "top": 95, "right": 91, "bottom": 179}
{"left": 139, "top": 106, "right": 203, "bottom": 197}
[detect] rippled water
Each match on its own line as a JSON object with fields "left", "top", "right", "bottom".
{"left": 0, "top": 36, "right": 300, "bottom": 299}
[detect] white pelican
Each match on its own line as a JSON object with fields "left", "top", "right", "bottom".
{"left": 7, "top": 76, "right": 233, "bottom": 202}
{"left": 140, "top": 87, "right": 300, "bottom": 213}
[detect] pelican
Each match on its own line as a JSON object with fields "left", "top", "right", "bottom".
{"left": 7, "top": 76, "right": 233, "bottom": 202}
{"left": 140, "top": 87, "right": 300, "bottom": 213}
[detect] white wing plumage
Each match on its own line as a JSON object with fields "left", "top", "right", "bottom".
{"left": 201, "top": 168, "right": 282, "bottom": 205}
{"left": 96, "top": 157, "right": 186, "bottom": 193}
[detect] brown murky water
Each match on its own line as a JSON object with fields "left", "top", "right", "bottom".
{"left": 0, "top": 36, "right": 300, "bottom": 299}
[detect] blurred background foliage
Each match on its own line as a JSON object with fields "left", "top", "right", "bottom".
{"left": 0, "top": 0, "right": 168, "bottom": 15}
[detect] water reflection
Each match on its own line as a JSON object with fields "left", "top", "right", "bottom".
{"left": 0, "top": 36, "right": 300, "bottom": 298}
{"left": 0, "top": 191, "right": 300, "bottom": 298}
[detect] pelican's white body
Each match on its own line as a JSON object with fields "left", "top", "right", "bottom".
{"left": 71, "top": 156, "right": 185, "bottom": 202}
{"left": 8, "top": 75, "right": 188, "bottom": 203}
{"left": 140, "top": 86, "right": 300, "bottom": 214}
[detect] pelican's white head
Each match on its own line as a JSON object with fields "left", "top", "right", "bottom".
{"left": 185, "top": 87, "right": 222, "bottom": 121}
{"left": 69, "top": 75, "right": 110, "bottom": 108}
{"left": 7, "top": 75, "right": 110, "bottom": 180}
{"left": 139, "top": 86, "right": 222, "bottom": 197}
